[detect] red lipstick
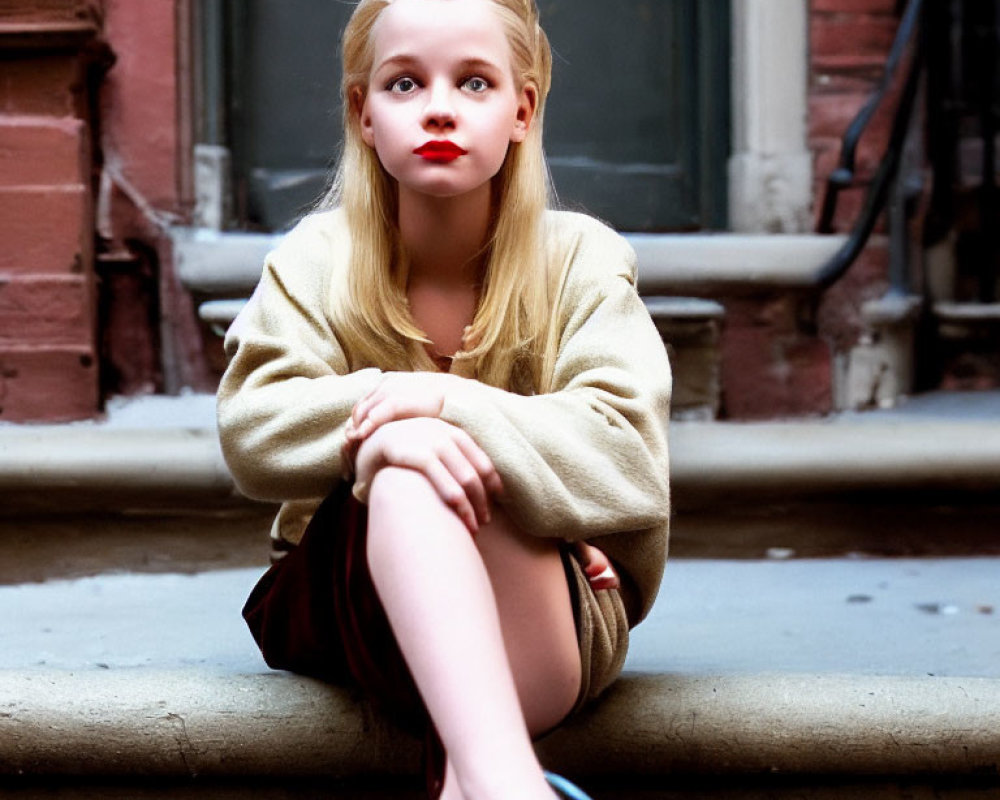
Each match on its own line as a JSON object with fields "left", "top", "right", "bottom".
{"left": 414, "top": 140, "right": 467, "bottom": 163}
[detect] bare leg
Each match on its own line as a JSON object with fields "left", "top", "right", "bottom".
{"left": 366, "top": 467, "right": 581, "bottom": 800}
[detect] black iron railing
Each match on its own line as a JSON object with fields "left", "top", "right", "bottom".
{"left": 818, "top": 0, "right": 1000, "bottom": 305}
{"left": 815, "top": 0, "right": 926, "bottom": 290}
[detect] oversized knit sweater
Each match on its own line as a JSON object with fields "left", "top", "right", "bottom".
{"left": 217, "top": 208, "right": 671, "bottom": 626}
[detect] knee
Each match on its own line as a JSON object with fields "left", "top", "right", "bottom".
{"left": 366, "top": 466, "right": 464, "bottom": 550}
{"left": 368, "top": 467, "right": 431, "bottom": 508}
{"left": 367, "top": 466, "right": 436, "bottom": 517}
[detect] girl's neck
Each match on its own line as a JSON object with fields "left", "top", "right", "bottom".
{"left": 398, "top": 183, "right": 492, "bottom": 283}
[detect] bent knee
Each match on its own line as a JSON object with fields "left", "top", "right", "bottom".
{"left": 366, "top": 466, "right": 468, "bottom": 544}
{"left": 367, "top": 466, "right": 438, "bottom": 514}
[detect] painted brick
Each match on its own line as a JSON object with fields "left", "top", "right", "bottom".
{"left": 811, "top": 15, "right": 898, "bottom": 60}
{"left": 812, "top": 69, "right": 886, "bottom": 96}
{"left": 101, "top": 0, "right": 182, "bottom": 213}
{"left": 0, "top": 0, "right": 100, "bottom": 26}
{"left": 97, "top": 252, "right": 161, "bottom": 396}
{"left": 811, "top": 134, "right": 884, "bottom": 185}
{"left": 0, "top": 55, "right": 83, "bottom": 117}
{"left": 808, "top": 93, "right": 894, "bottom": 146}
{"left": 812, "top": 0, "right": 898, "bottom": 14}
{"left": 0, "top": 275, "right": 93, "bottom": 347}
{"left": 0, "top": 346, "right": 97, "bottom": 422}
{"left": 719, "top": 297, "right": 834, "bottom": 419}
{"left": 0, "top": 186, "right": 90, "bottom": 274}
{"left": 0, "top": 116, "right": 86, "bottom": 187}
{"left": 817, "top": 238, "right": 890, "bottom": 351}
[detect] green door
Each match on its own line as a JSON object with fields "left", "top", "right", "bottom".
{"left": 220, "top": 0, "right": 729, "bottom": 232}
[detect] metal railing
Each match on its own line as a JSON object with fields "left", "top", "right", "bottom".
{"left": 814, "top": 0, "right": 926, "bottom": 291}
{"left": 817, "top": 0, "right": 1000, "bottom": 307}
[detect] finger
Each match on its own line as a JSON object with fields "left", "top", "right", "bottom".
{"left": 355, "top": 398, "right": 402, "bottom": 440}
{"left": 357, "top": 393, "right": 439, "bottom": 439}
{"left": 352, "top": 389, "right": 384, "bottom": 428}
{"left": 451, "top": 430, "right": 503, "bottom": 501}
{"left": 588, "top": 567, "right": 620, "bottom": 591}
{"left": 421, "top": 458, "right": 480, "bottom": 534}
{"left": 380, "top": 433, "right": 480, "bottom": 534}
{"left": 344, "top": 418, "right": 360, "bottom": 444}
{"left": 438, "top": 441, "right": 491, "bottom": 526}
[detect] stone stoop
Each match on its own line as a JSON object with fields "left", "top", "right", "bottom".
{"left": 0, "top": 670, "right": 998, "bottom": 798}
{"left": 1, "top": 390, "right": 1000, "bottom": 514}
{"left": 1, "top": 393, "right": 1000, "bottom": 796}
{"left": 1, "top": 554, "right": 999, "bottom": 798}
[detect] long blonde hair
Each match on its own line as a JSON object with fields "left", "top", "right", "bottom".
{"left": 324, "top": 0, "right": 554, "bottom": 391}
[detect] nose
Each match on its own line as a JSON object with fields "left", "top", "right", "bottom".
{"left": 422, "top": 79, "right": 456, "bottom": 131}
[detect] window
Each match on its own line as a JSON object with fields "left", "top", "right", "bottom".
{"left": 212, "top": 0, "right": 730, "bottom": 233}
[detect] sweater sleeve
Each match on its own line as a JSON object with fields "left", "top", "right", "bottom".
{"left": 439, "top": 224, "right": 672, "bottom": 544}
{"left": 216, "top": 225, "right": 383, "bottom": 502}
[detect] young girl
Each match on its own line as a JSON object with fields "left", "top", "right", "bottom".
{"left": 217, "top": 1, "right": 671, "bottom": 798}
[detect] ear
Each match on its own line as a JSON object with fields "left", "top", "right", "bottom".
{"left": 351, "top": 86, "right": 376, "bottom": 148}
{"left": 510, "top": 84, "right": 537, "bottom": 144}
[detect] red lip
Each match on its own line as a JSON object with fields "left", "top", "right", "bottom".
{"left": 414, "top": 140, "right": 468, "bottom": 162}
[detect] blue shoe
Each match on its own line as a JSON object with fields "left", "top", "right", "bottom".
{"left": 544, "top": 771, "right": 594, "bottom": 800}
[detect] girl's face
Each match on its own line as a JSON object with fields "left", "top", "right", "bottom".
{"left": 357, "top": 0, "right": 536, "bottom": 201}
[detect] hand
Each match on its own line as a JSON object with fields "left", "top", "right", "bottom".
{"left": 347, "top": 372, "right": 460, "bottom": 444}
{"left": 354, "top": 417, "right": 504, "bottom": 535}
{"left": 575, "top": 542, "right": 620, "bottom": 591}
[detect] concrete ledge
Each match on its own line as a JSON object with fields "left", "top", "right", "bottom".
{"left": 628, "top": 233, "right": 848, "bottom": 294}
{"left": 670, "top": 418, "right": 1000, "bottom": 497}
{"left": 2, "top": 395, "right": 999, "bottom": 509}
{"left": 540, "top": 673, "right": 1000, "bottom": 778}
{"left": 172, "top": 229, "right": 280, "bottom": 295}
{"left": 1, "top": 671, "right": 997, "bottom": 780}
{"left": 0, "top": 669, "right": 418, "bottom": 780}
{"left": 170, "top": 228, "right": 849, "bottom": 297}
{"left": 0, "top": 427, "right": 234, "bottom": 497}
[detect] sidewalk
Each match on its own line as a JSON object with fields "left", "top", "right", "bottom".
{"left": 1, "top": 558, "right": 998, "bottom": 785}
{"left": 2, "top": 558, "right": 998, "bottom": 677}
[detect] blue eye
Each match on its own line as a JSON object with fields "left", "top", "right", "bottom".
{"left": 388, "top": 76, "right": 418, "bottom": 94}
{"left": 462, "top": 76, "right": 489, "bottom": 93}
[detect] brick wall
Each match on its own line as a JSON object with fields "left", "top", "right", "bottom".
{"left": 715, "top": 0, "right": 900, "bottom": 419}
{"left": 0, "top": 1, "right": 103, "bottom": 421}
{"left": 811, "top": 0, "right": 899, "bottom": 355}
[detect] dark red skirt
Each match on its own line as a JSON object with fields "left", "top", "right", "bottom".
{"left": 241, "top": 481, "right": 429, "bottom": 734}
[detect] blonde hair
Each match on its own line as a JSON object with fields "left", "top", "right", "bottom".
{"left": 324, "top": 0, "right": 554, "bottom": 391}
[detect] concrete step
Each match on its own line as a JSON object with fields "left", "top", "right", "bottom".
{"left": 1, "top": 559, "right": 998, "bottom": 796}
{"left": 1, "top": 391, "right": 999, "bottom": 514}
{"left": 2, "top": 393, "right": 998, "bottom": 794}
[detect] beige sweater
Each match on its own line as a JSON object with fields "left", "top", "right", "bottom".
{"left": 217, "top": 208, "right": 671, "bottom": 625}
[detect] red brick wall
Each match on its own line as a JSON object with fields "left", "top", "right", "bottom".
{"left": 0, "top": 0, "right": 905, "bottom": 422}
{"left": 717, "top": 0, "right": 900, "bottom": 419}
{"left": 98, "top": 0, "right": 209, "bottom": 397}
{"left": 811, "top": 0, "right": 900, "bottom": 396}
{"left": 0, "top": 2, "right": 103, "bottom": 421}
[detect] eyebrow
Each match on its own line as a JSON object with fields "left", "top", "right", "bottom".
{"left": 373, "top": 55, "right": 505, "bottom": 74}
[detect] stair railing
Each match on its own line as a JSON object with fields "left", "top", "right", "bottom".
{"left": 814, "top": 0, "right": 926, "bottom": 291}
